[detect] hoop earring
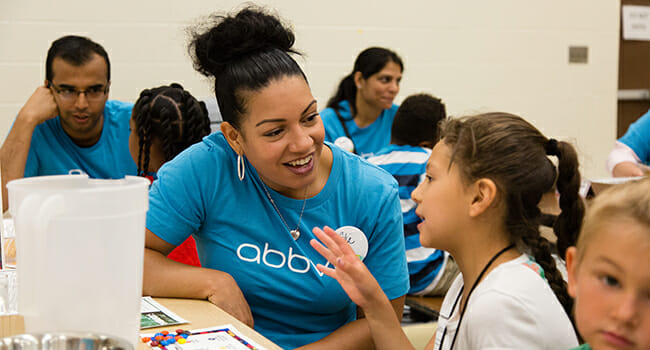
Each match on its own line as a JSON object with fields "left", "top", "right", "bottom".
{"left": 237, "top": 154, "right": 245, "bottom": 181}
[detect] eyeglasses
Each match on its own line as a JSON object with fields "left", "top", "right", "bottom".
{"left": 47, "top": 82, "right": 108, "bottom": 102}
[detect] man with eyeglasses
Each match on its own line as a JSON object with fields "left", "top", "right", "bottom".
{"left": 0, "top": 35, "right": 136, "bottom": 210}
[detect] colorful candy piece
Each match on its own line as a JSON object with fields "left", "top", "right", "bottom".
{"left": 178, "top": 338, "right": 186, "bottom": 344}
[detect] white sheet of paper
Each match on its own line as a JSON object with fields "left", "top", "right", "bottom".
{"left": 622, "top": 5, "right": 650, "bottom": 41}
{"left": 140, "top": 296, "right": 189, "bottom": 329}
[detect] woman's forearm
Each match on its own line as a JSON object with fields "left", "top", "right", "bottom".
{"left": 142, "top": 247, "right": 254, "bottom": 327}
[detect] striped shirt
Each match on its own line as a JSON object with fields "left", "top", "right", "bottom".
{"left": 368, "top": 144, "right": 448, "bottom": 294}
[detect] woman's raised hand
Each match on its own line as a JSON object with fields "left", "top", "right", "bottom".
{"left": 310, "top": 226, "right": 385, "bottom": 309}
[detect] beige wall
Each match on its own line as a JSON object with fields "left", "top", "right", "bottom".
{"left": 0, "top": 0, "right": 619, "bottom": 179}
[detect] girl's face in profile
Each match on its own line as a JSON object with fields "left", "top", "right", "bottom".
{"left": 411, "top": 141, "right": 473, "bottom": 252}
{"left": 567, "top": 219, "right": 650, "bottom": 350}
{"left": 235, "top": 75, "right": 326, "bottom": 199}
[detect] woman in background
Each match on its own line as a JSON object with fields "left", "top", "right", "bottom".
{"left": 130, "top": 83, "right": 210, "bottom": 266}
{"left": 320, "top": 47, "right": 403, "bottom": 157}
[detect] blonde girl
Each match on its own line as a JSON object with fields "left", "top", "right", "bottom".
{"left": 566, "top": 177, "right": 650, "bottom": 350}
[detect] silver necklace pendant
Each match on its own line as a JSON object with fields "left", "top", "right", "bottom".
{"left": 261, "top": 183, "right": 307, "bottom": 242}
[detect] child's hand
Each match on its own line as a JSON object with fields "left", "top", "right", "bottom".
{"left": 310, "top": 226, "right": 384, "bottom": 309}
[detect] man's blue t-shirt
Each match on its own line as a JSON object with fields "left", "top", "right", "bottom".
{"left": 320, "top": 100, "right": 398, "bottom": 158}
{"left": 368, "top": 144, "right": 446, "bottom": 294}
{"left": 619, "top": 108, "right": 650, "bottom": 165}
{"left": 23, "top": 100, "right": 136, "bottom": 178}
{"left": 147, "top": 132, "right": 409, "bottom": 349}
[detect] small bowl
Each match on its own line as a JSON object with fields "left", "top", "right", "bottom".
{"left": 590, "top": 176, "right": 646, "bottom": 195}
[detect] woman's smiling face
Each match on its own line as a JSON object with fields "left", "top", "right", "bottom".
{"left": 234, "top": 75, "right": 325, "bottom": 198}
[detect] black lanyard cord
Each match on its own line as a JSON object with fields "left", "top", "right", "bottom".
{"left": 442, "top": 243, "right": 516, "bottom": 350}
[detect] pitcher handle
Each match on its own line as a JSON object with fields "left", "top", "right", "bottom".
{"left": 15, "top": 194, "right": 64, "bottom": 317}
{"left": 33, "top": 194, "right": 65, "bottom": 238}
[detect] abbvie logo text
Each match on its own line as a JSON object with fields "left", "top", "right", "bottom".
{"left": 236, "top": 242, "right": 329, "bottom": 275}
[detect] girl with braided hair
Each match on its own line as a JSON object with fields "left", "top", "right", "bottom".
{"left": 312, "top": 112, "right": 584, "bottom": 349}
{"left": 129, "top": 83, "right": 210, "bottom": 267}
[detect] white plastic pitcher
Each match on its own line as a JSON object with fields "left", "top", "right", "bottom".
{"left": 6, "top": 174, "right": 149, "bottom": 347}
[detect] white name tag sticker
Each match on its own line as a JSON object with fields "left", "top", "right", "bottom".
{"left": 335, "top": 226, "right": 368, "bottom": 261}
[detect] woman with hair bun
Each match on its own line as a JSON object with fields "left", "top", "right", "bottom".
{"left": 142, "top": 7, "right": 408, "bottom": 349}
{"left": 321, "top": 47, "right": 403, "bottom": 157}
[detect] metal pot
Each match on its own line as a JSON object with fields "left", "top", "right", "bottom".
{"left": 0, "top": 333, "right": 132, "bottom": 350}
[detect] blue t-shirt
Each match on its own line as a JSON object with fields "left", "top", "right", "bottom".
{"left": 320, "top": 100, "right": 398, "bottom": 158}
{"left": 147, "top": 132, "right": 409, "bottom": 349}
{"left": 24, "top": 100, "right": 137, "bottom": 178}
{"left": 619, "top": 108, "right": 650, "bottom": 165}
{"left": 368, "top": 145, "right": 446, "bottom": 294}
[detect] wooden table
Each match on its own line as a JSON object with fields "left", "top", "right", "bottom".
{"left": 137, "top": 298, "right": 282, "bottom": 350}
{"left": 405, "top": 296, "right": 443, "bottom": 313}
{"left": 1, "top": 298, "right": 281, "bottom": 349}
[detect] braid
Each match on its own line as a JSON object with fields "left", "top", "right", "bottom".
{"left": 519, "top": 225, "right": 574, "bottom": 317}
{"left": 133, "top": 89, "right": 155, "bottom": 176}
{"left": 156, "top": 106, "right": 176, "bottom": 162}
{"left": 140, "top": 120, "right": 152, "bottom": 177}
{"left": 513, "top": 139, "right": 583, "bottom": 327}
{"left": 132, "top": 83, "right": 211, "bottom": 175}
{"left": 553, "top": 141, "right": 585, "bottom": 258}
{"left": 504, "top": 185, "right": 575, "bottom": 318}
{"left": 176, "top": 89, "right": 210, "bottom": 154}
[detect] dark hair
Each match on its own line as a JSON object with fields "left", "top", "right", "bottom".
{"left": 188, "top": 6, "right": 306, "bottom": 130}
{"left": 46, "top": 35, "right": 110, "bottom": 82}
{"left": 132, "top": 83, "right": 211, "bottom": 176}
{"left": 440, "top": 112, "right": 584, "bottom": 320}
{"left": 326, "top": 47, "right": 403, "bottom": 115}
{"left": 391, "top": 93, "right": 446, "bottom": 147}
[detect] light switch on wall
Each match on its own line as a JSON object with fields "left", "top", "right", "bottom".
{"left": 569, "top": 46, "right": 589, "bottom": 63}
